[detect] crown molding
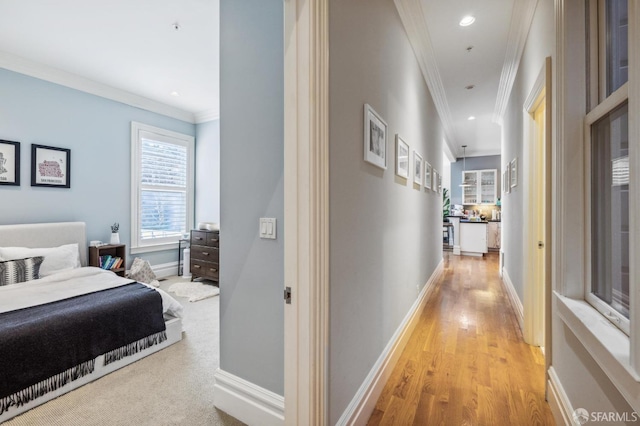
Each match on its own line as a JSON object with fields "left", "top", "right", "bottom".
{"left": 194, "top": 109, "right": 220, "bottom": 124}
{"left": 394, "top": 0, "right": 460, "bottom": 159}
{"left": 0, "top": 50, "right": 197, "bottom": 124}
{"left": 493, "top": 0, "right": 540, "bottom": 124}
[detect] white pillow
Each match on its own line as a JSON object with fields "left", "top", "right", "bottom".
{"left": 0, "top": 244, "right": 81, "bottom": 277}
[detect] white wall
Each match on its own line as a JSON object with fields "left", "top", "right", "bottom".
{"left": 219, "top": 0, "right": 284, "bottom": 395}
{"left": 195, "top": 119, "right": 220, "bottom": 224}
{"left": 328, "top": 0, "right": 444, "bottom": 422}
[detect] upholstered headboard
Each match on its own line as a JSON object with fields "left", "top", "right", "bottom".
{"left": 0, "top": 222, "right": 87, "bottom": 266}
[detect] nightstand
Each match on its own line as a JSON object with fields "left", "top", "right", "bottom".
{"left": 89, "top": 244, "right": 126, "bottom": 277}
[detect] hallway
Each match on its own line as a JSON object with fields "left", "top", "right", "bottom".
{"left": 368, "top": 253, "right": 555, "bottom": 425}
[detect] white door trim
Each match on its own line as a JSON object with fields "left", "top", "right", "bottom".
{"left": 522, "top": 57, "right": 552, "bottom": 361}
{"left": 283, "top": 0, "right": 329, "bottom": 424}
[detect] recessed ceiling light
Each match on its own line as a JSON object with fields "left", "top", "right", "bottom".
{"left": 170, "top": 91, "right": 180, "bottom": 97}
{"left": 459, "top": 16, "right": 476, "bottom": 26}
{"left": 468, "top": 116, "right": 476, "bottom": 120}
{"left": 465, "top": 85, "right": 475, "bottom": 90}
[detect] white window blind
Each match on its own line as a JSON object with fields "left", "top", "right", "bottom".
{"left": 131, "top": 122, "right": 194, "bottom": 252}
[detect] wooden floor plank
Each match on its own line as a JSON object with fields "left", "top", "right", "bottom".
{"left": 367, "top": 252, "right": 556, "bottom": 425}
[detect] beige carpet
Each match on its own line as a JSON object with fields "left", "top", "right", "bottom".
{"left": 4, "top": 276, "right": 245, "bottom": 426}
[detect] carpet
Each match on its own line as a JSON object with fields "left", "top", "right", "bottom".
{"left": 168, "top": 280, "right": 219, "bottom": 302}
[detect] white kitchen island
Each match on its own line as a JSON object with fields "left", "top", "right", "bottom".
{"left": 446, "top": 216, "right": 488, "bottom": 257}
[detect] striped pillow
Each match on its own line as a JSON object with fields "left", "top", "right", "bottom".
{"left": 0, "top": 256, "right": 44, "bottom": 286}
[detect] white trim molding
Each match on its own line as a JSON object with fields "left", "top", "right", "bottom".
{"left": 547, "top": 366, "right": 575, "bottom": 426}
{"left": 283, "top": 0, "right": 330, "bottom": 424}
{"left": 0, "top": 50, "right": 197, "bottom": 124}
{"left": 214, "top": 369, "right": 285, "bottom": 426}
{"left": 493, "top": 0, "right": 540, "bottom": 124}
{"left": 335, "top": 261, "right": 444, "bottom": 425}
{"left": 502, "top": 267, "right": 524, "bottom": 332}
{"left": 393, "top": 0, "right": 459, "bottom": 158}
{"left": 151, "top": 261, "right": 179, "bottom": 279}
{"left": 194, "top": 109, "right": 220, "bottom": 124}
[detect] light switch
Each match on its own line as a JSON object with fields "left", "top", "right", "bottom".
{"left": 260, "top": 218, "right": 277, "bottom": 239}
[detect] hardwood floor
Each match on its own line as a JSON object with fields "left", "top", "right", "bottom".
{"left": 367, "top": 252, "right": 555, "bottom": 426}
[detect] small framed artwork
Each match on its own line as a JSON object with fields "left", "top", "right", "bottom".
{"left": 0, "top": 140, "right": 20, "bottom": 186}
{"left": 504, "top": 164, "right": 511, "bottom": 193}
{"left": 432, "top": 170, "right": 438, "bottom": 192}
{"left": 31, "top": 144, "right": 71, "bottom": 188}
{"left": 395, "top": 135, "right": 409, "bottom": 179}
{"left": 413, "top": 151, "right": 423, "bottom": 186}
{"left": 424, "top": 162, "right": 432, "bottom": 190}
{"left": 510, "top": 158, "right": 518, "bottom": 188}
{"left": 364, "top": 104, "right": 387, "bottom": 170}
{"left": 437, "top": 172, "right": 442, "bottom": 194}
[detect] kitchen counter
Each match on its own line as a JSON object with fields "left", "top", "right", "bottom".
{"left": 446, "top": 216, "right": 488, "bottom": 257}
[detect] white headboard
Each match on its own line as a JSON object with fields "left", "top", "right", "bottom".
{"left": 0, "top": 222, "right": 87, "bottom": 266}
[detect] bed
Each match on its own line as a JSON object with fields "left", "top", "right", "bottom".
{"left": 0, "top": 222, "right": 183, "bottom": 423}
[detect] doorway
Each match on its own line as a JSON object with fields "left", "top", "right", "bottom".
{"left": 523, "top": 58, "right": 552, "bottom": 374}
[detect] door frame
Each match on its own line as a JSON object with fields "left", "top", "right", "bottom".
{"left": 283, "top": 0, "right": 329, "bottom": 424}
{"left": 522, "top": 57, "right": 552, "bottom": 365}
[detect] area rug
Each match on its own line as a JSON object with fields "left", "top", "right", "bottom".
{"left": 168, "top": 281, "right": 220, "bottom": 302}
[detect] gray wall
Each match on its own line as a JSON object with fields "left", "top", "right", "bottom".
{"left": 195, "top": 119, "right": 220, "bottom": 224}
{"left": 329, "top": 0, "right": 444, "bottom": 422}
{"left": 219, "top": 0, "right": 284, "bottom": 395}
{"left": 0, "top": 68, "right": 195, "bottom": 267}
{"left": 450, "top": 154, "right": 502, "bottom": 205}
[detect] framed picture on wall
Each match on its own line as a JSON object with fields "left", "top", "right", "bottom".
{"left": 0, "top": 140, "right": 20, "bottom": 186}
{"left": 504, "top": 163, "right": 511, "bottom": 193}
{"left": 437, "top": 172, "right": 442, "bottom": 194}
{"left": 510, "top": 157, "right": 518, "bottom": 188}
{"left": 31, "top": 144, "right": 71, "bottom": 188}
{"left": 432, "top": 170, "right": 438, "bottom": 192}
{"left": 413, "top": 151, "right": 423, "bottom": 186}
{"left": 395, "top": 135, "right": 409, "bottom": 179}
{"left": 364, "top": 104, "right": 387, "bottom": 170}
{"left": 424, "top": 162, "right": 432, "bottom": 190}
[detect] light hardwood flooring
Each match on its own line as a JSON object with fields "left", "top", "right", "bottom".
{"left": 368, "top": 252, "right": 555, "bottom": 426}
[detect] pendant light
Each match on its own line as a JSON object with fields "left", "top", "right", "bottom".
{"left": 459, "top": 145, "right": 474, "bottom": 187}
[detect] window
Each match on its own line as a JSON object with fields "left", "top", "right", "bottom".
{"left": 131, "top": 122, "right": 194, "bottom": 253}
{"left": 585, "top": 0, "right": 629, "bottom": 333}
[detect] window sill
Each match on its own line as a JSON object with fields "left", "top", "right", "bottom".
{"left": 130, "top": 242, "right": 178, "bottom": 254}
{"left": 555, "top": 292, "right": 640, "bottom": 412}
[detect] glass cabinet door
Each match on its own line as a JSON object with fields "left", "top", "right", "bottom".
{"left": 480, "top": 170, "right": 497, "bottom": 204}
{"left": 462, "top": 171, "right": 478, "bottom": 204}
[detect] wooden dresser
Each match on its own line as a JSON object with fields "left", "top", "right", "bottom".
{"left": 190, "top": 229, "right": 219, "bottom": 283}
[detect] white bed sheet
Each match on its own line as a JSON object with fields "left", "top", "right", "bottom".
{"left": 0, "top": 266, "right": 183, "bottom": 319}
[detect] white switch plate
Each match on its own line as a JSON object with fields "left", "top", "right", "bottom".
{"left": 259, "top": 218, "right": 277, "bottom": 239}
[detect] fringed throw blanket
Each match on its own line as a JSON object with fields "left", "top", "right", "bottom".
{"left": 0, "top": 283, "right": 166, "bottom": 414}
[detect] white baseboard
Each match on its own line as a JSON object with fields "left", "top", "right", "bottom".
{"left": 335, "top": 260, "right": 445, "bottom": 425}
{"left": 213, "top": 369, "right": 284, "bottom": 426}
{"left": 548, "top": 366, "right": 575, "bottom": 426}
{"left": 151, "top": 261, "right": 179, "bottom": 279}
{"left": 502, "top": 267, "right": 524, "bottom": 332}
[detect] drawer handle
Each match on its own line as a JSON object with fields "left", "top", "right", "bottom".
{"left": 212, "top": 239, "right": 219, "bottom": 242}
{"left": 203, "top": 252, "right": 209, "bottom": 256}
{"left": 193, "top": 265, "right": 201, "bottom": 269}
{"left": 210, "top": 268, "right": 217, "bottom": 272}
{"left": 195, "top": 237, "right": 203, "bottom": 240}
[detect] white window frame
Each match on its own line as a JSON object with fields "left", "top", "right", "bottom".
{"left": 584, "top": 83, "right": 629, "bottom": 334}
{"left": 555, "top": 0, "right": 640, "bottom": 411}
{"left": 130, "top": 121, "right": 195, "bottom": 254}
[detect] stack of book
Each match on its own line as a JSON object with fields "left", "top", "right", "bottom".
{"left": 99, "top": 255, "right": 124, "bottom": 271}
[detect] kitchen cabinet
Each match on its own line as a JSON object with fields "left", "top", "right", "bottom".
{"left": 462, "top": 169, "right": 498, "bottom": 204}
{"left": 459, "top": 222, "right": 488, "bottom": 256}
{"left": 487, "top": 222, "right": 501, "bottom": 250}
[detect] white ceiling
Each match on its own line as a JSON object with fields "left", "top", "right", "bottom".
{"left": 0, "top": 0, "right": 533, "bottom": 151}
{"left": 0, "top": 0, "right": 219, "bottom": 122}
{"left": 421, "top": 0, "right": 513, "bottom": 158}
